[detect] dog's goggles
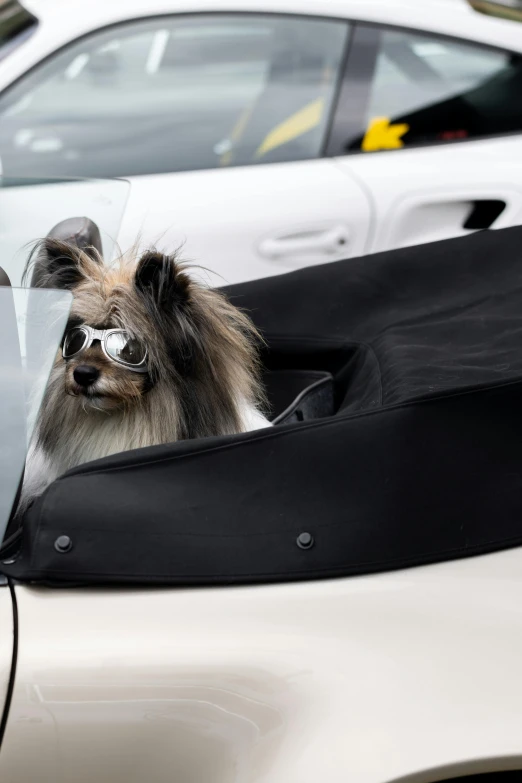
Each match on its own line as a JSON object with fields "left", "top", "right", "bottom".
{"left": 62, "top": 326, "right": 148, "bottom": 372}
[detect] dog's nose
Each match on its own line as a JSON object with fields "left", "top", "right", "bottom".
{"left": 73, "top": 365, "right": 100, "bottom": 387}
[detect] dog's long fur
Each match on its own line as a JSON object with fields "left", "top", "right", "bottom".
{"left": 21, "top": 240, "right": 269, "bottom": 508}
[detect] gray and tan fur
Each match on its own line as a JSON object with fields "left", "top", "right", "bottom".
{"left": 21, "top": 239, "right": 269, "bottom": 507}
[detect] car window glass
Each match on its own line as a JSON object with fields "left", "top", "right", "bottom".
{"left": 0, "top": 285, "right": 72, "bottom": 540}
{"left": 0, "top": 14, "right": 348, "bottom": 178}
{"left": 347, "top": 27, "right": 522, "bottom": 151}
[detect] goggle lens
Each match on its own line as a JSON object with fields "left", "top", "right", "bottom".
{"left": 63, "top": 327, "right": 88, "bottom": 358}
{"left": 106, "top": 332, "right": 147, "bottom": 367}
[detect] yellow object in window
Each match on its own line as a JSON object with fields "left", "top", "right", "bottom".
{"left": 255, "top": 98, "right": 324, "bottom": 159}
{"left": 361, "top": 116, "right": 410, "bottom": 152}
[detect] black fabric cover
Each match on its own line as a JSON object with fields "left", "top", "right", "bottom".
{"left": 4, "top": 226, "right": 522, "bottom": 586}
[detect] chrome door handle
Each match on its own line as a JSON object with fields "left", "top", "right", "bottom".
{"left": 258, "top": 225, "right": 349, "bottom": 259}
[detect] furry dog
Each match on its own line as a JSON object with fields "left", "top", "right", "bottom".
{"left": 21, "top": 240, "right": 269, "bottom": 507}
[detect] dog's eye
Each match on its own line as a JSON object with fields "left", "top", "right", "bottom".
{"left": 106, "top": 332, "right": 146, "bottom": 367}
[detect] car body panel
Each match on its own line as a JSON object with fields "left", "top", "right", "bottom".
{"left": 336, "top": 135, "right": 522, "bottom": 253}
{"left": 2, "top": 547, "right": 522, "bottom": 783}
{"left": 117, "top": 160, "right": 372, "bottom": 285}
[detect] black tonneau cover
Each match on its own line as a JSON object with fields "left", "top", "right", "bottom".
{"left": 4, "top": 226, "right": 522, "bottom": 586}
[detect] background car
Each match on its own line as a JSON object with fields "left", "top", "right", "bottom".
{"left": 0, "top": 0, "right": 522, "bottom": 284}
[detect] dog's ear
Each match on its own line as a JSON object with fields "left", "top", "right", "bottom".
{"left": 134, "top": 251, "right": 190, "bottom": 309}
{"left": 25, "top": 238, "right": 100, "bottom": 290}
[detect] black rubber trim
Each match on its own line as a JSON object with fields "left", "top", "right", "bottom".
{"left": 0, "top": 579, "right": 18, "bottom": 751}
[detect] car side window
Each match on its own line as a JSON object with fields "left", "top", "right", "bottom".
{"left": 0, "top": 14, "right": 349, "bottom": 178}
{"left": 340, "top": 25, "right": 522, "bottom": 153}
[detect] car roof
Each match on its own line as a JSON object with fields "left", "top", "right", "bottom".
{"left": 20, "top": 0, "right": 522, "bottom": 53}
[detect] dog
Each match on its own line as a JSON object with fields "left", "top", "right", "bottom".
{"left": 20, "top": 239, "right": 270, "bottom": 509}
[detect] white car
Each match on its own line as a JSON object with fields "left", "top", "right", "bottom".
{"left": 3, "top": 185, "right": 522, "bottom": 783}
{"left": 1, "top": 0, "right": 522, "bottom": 285}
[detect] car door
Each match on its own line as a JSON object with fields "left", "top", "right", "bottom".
{"left": 328, "top": 23, "right": 522, "bottom": 253}
{"left": 0, "top": 13, "right": 372, "bottom": 285}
